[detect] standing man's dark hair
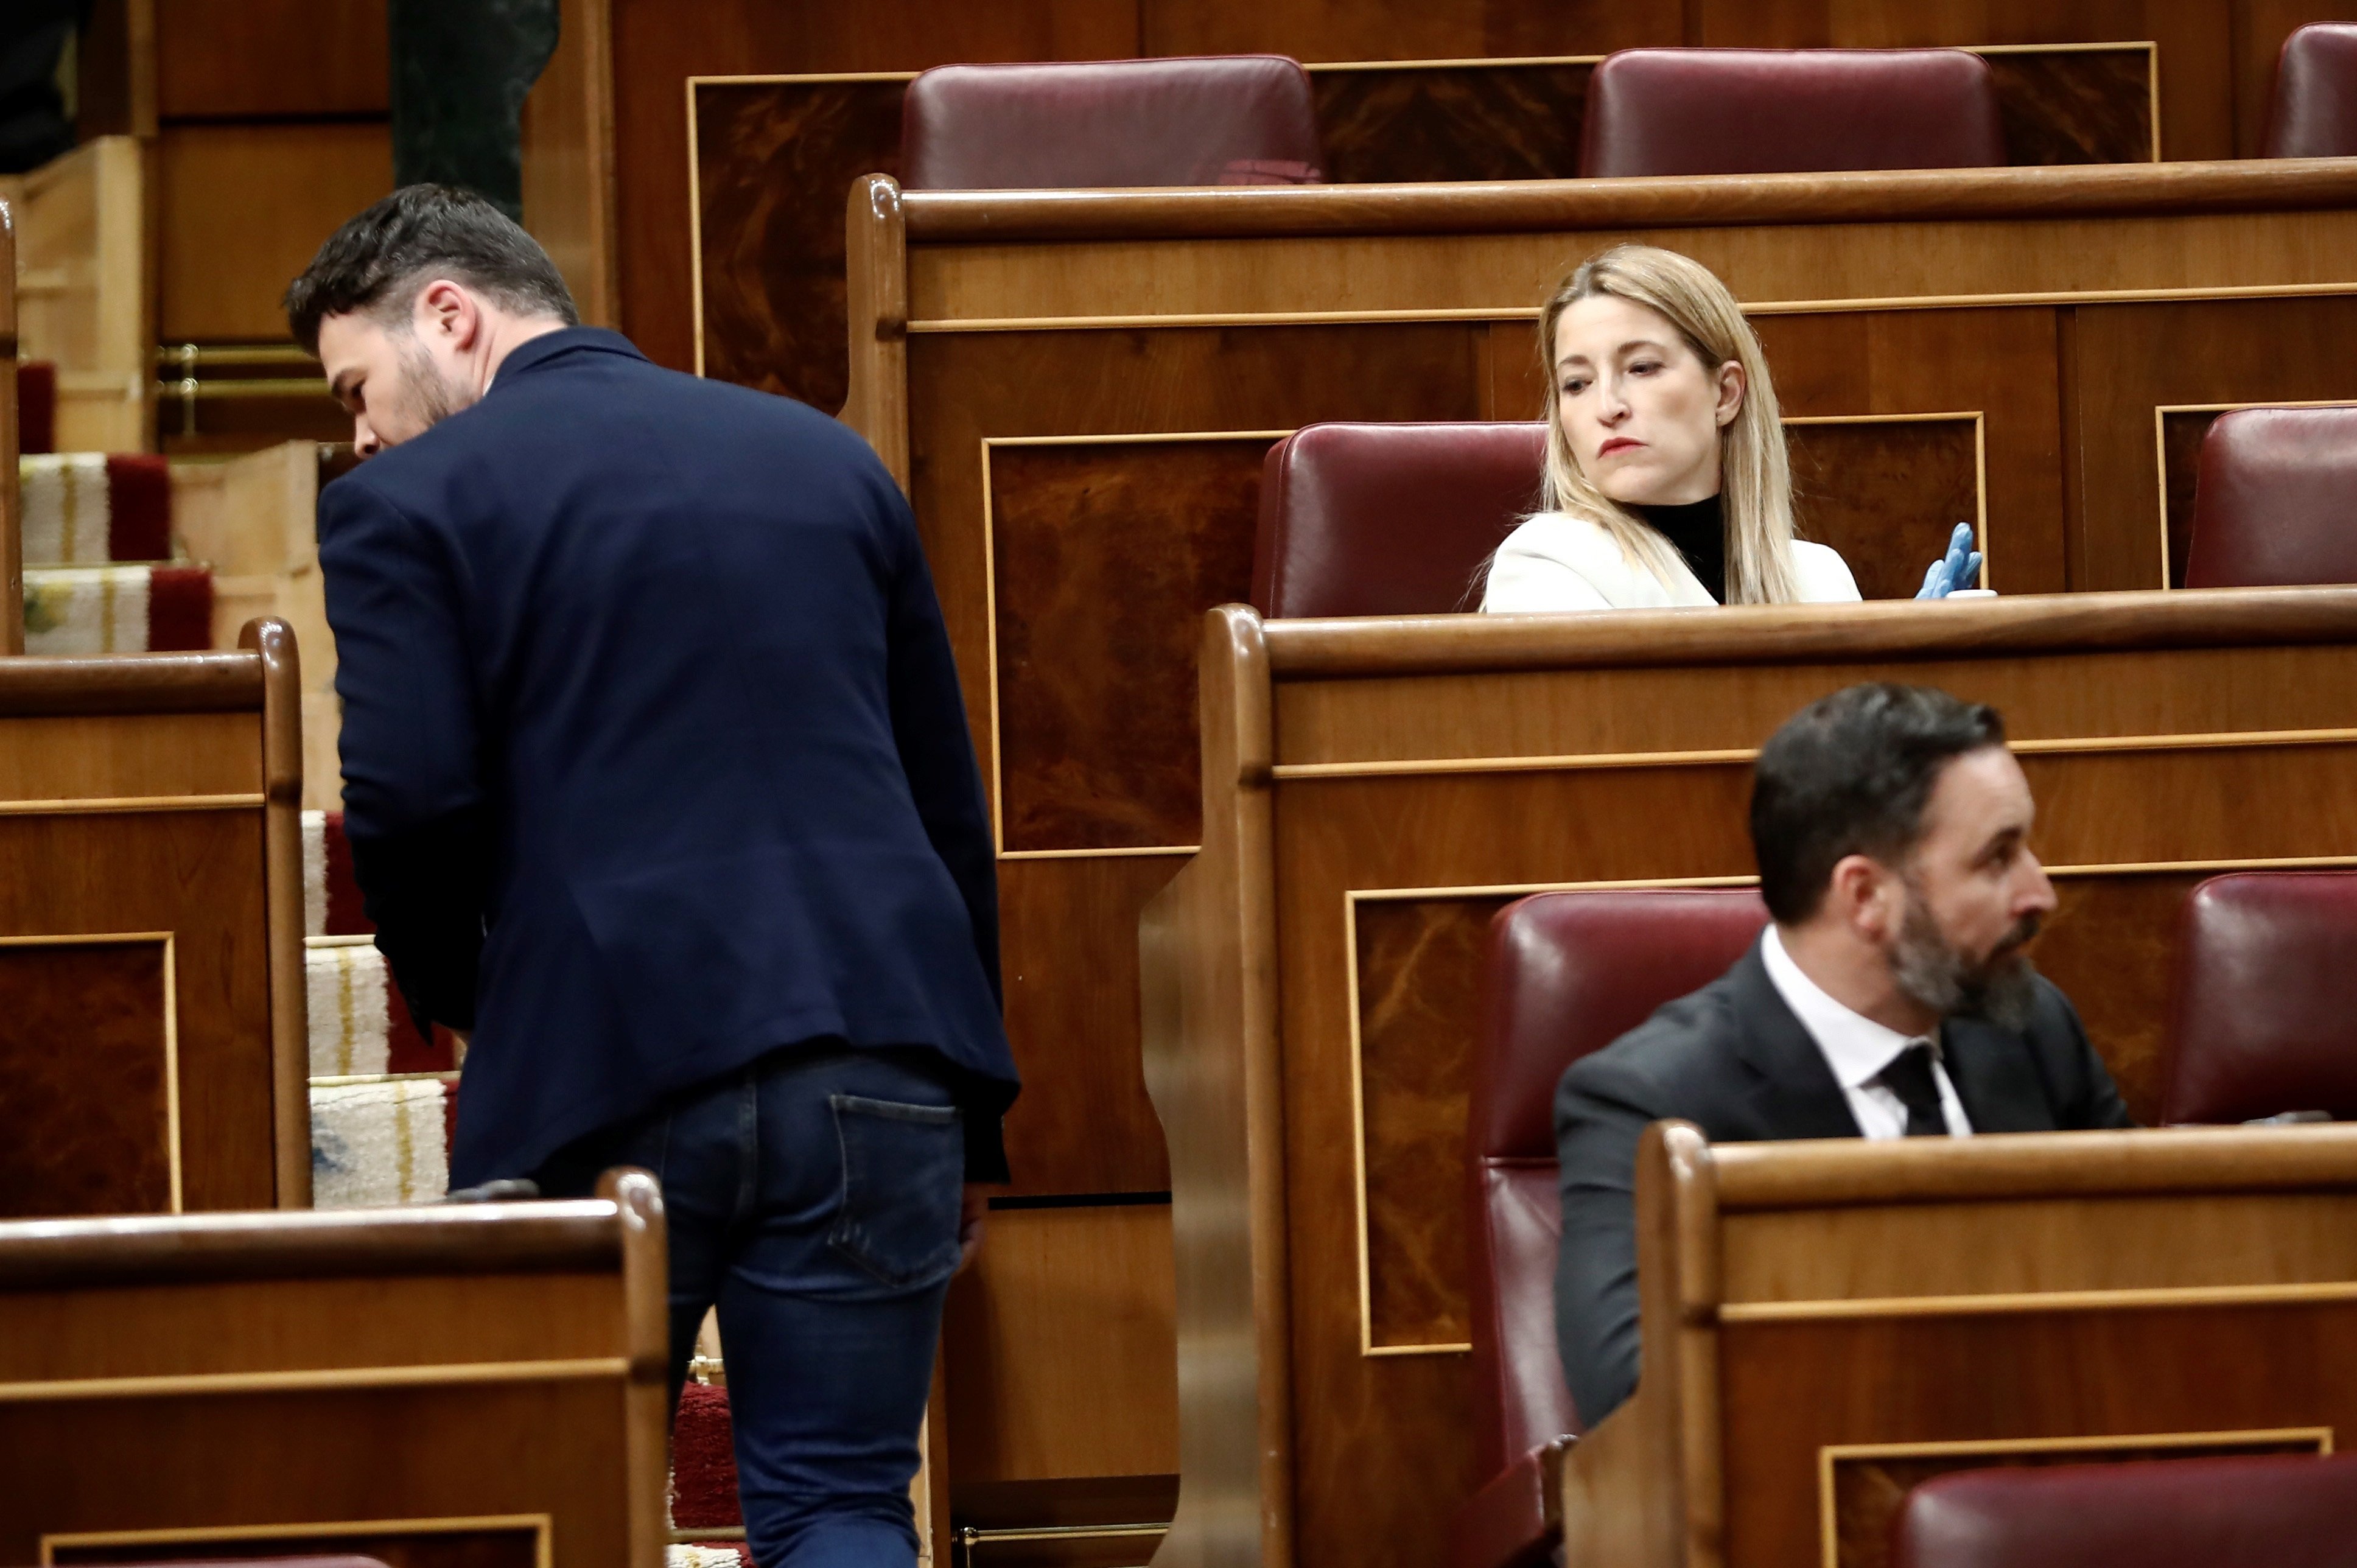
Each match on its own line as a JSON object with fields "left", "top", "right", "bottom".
{"left": 1749, "top": 683, "right": 2007, "bottom": 923}
{"left": 284, "top": 184, "right": 575, "bottom": 356}
{"left": 293, "top": 183, "right": 1016, "bottom": 1567}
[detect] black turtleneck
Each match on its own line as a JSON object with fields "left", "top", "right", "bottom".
{"left": 1633, "top": 493, "right": 1726, "bottom": 604}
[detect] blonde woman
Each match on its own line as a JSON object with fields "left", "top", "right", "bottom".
{"left": 1482, "top": 245, "right": 1979, "bottom": 612}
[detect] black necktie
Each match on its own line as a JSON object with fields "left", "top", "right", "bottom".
{"left": 1879, "top": 1041, "right": 1952, "bottom": 1137}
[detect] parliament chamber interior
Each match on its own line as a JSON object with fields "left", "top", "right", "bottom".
{"left": 12, "top": 1, "right": 2357, "bottom": 1566}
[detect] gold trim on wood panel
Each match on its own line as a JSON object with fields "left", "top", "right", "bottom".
{"left": 1339, "top": 852, "right": 2357, "bottom": 1354}
{"left": 43, "top": 1514, "right": 555, "bottom": 1568}
{"left": 908, "top": 283, "right": 2357, "bottom": 336}
{"left": 979, "top": 429, "right": 1294, "bottom": 860}
{"left": 1729, "top": 1279, "right": 2357, "bottom": 1323}
{"left": 1273, "top": 726, "right": 2357, "bottom": 781}
{"left": 2152, "top": 398, "right": 2357, "bottom": 587}
{"left": 0, "top": 1357, "right": 632, "bottom": 1404}
{"left": 687, "top": 73, "right": 707, "bottom": 379}
{"left": 0, "top": 793, "right": 264, "bottom": 815}
{"left": 0, "top": 931, "right": 181, "bottom": 1213}
{"left": 1815, "top": 1428, "right": 2326, "bottom": 1568}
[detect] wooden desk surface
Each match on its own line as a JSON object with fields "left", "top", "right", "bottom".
{"left": 1572, "top": 1122, "right": 2357, "bottom": 1568}
{"left": 1143, "top": 587, "right": 2357, "bottom": 1568}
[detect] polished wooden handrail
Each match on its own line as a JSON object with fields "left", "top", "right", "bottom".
{"left": 900, "top": 157, "right": 2357, "bottom": 243}
{"left": 1707, "top": 1123, "right": 2357, "bottom": 1211}
{"left": 0, "top": 648, "right": 267, "bottom": 713}
{"left": 1253, "top": 587, "right": 2357, "bottom": 677}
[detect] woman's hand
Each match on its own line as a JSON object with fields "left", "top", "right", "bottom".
{"left": 1916, "top": 522, "right": 1985, "bottom": 599}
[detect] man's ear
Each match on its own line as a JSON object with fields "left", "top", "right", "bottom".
{"left": 416, "top": 279, "right": 479, "bottom": 348}
{"left": 1824, "top": 853, "right": 1898, "bottom": 940}
{"left": 1715, "top": 360, "right": 1746, "bottom": 429}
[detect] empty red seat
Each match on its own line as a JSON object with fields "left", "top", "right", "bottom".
{"left": 1580, "top": 49, "right": 2005, "bottom": 178}
{"left": 2265, "top": 23, "right": 2357, "bottom": 157}
{"left": 900, "top": 57, "right": 1322, "bottom": 191}
{"left": 1251, "top": 422, "right": 1544, "bottom": 618}
{"left": 1454, "top": 888, "right": 1768, "bottom": 1568}
{"left": 2162, "top": 871, "right": 2357, "bottom": 1123}
{"left": 1895, "top": 1451, "right": 2357, "bottom": 1568}
{"left": 2184, "top": 407, "right": 2357, "bottom": 588}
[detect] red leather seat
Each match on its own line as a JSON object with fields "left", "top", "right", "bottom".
{"left": 2265, "top": 23, "right": 2357, "bottom": 157}
{"left": 2184, "top": 407, "right": 2357, "bottom": 588}
{"left": 1250, "top": 422, "right": 1544, "bottom": 618}
{"left": 2162, "top": 871, "right": 2357, "bottom": 1122}
{"left": 900, "top": 57, "right": 1322, "bottom": 191}
{"left": 1895, "top": 1451, "right": 2357, "bottom": 1568}
{"left": 1454, "top": 888, "right": 1769, "bottom": 1568}
{"left": 1580, "top": 49, "right": 2005, "bottom": 178}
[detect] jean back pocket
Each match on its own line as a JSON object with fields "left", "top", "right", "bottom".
{"left": 828, "top": 1093, "right": 964, "bottom": 1289}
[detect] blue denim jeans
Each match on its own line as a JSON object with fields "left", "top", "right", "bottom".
{"left": 536, "top": 1045, "right": 964, "bottom": 1567}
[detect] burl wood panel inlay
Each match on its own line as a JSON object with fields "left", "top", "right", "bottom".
{"left": 989, "top": 437, "right": 1273, "bottom": 853}
{"left": 1313, "top": 64, "right": 1589, "bottom": 184}
{"left": 1825, "top": 1432, "right": 2324, "bottom": 1568}
{"left": 52, "top": 1525, "right": 542, "bottom": 1568}
{"left": 694, "top": 78, "right": 907, "bottom": 410}
{"left": 1787, "top": 419, "right": 1980, "bottom": 600}
{"left": 2160, "top": 408, "right": 2217, "bottom": 589}
{"left": 0, "top": 941, "right": 172, "bottom": 1218}
{"left": 1984, "top": 49, "right": 2154, "bottom": 166}
{"left": 1347, "top": 870, "right": 2205, "bottom": 1346}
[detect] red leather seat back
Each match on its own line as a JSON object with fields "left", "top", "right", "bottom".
{"left": 1895, "top": 1451, "right": 2357, "bottom": 1568}
{"left": 2163, "top": 871, "right": 2357, "bottom": 1122}
{"left": 1580, "top": 49, "right": 2005, "bottom": 178}
{"left": 1251, "top": 422, "right": 1545, "bottom": 618}
{"left": 2265, "top": 23, "right": 2357, "bottom": 157}
{"left": 1466, "top": 888, "right": 1768, "bottom": 1469}
{"left": 901, "top": 57, "right": 1322, "bottom": 191}
{"left": 2184, "top": 407, "right": 2357, "bottom": 588}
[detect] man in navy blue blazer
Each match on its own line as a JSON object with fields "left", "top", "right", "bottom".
{"left": 287, "top": 186, "right": 1016, "bottom": 1566}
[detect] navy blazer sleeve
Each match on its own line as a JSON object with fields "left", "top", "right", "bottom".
{"left": 317, "top": 478, "right": 491, "bottom": 1034}
{"left": 1553, "top": 1054, "right": 1658, "bottom": 1430}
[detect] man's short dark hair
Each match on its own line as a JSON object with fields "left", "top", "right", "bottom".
{"left": 1749, "top": 684, "right": 2007, "bottom": 923}
{"left": 283, "top": 184, "right": 578, "bottom": 355}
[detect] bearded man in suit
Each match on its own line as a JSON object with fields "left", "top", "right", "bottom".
{"left": 1555, "top": 682, "right": 2132, "bottom": 1427}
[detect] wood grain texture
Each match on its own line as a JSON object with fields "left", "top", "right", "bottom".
{"left": 0, "top": 1190, "right": 666, "bottom": 1568}
{"left": 242, "top": 618, "right": 309, "bottom": 1206}
{"left": 992, "top": 438, "right": 1270, "bottom": 853}
{"left": 2071, "top": 295, "right": 2357, "bottom": 590}
{"left": 0, "top": 941, "right": 172, "bottom": 1217}
{"left": 1984, "top": 49, "right": 2155, "bottom": 166}
{"left": 1785, "top": 418, "right": 1985, "bottom": 600}
{"left": 521, "top": 0, "right": 617, "bottom": 327}
{"left": 2160, "top": 407, "right": 2215, "bottom": 589}
{"left": 153, "top": 0, "right": 389, "bottom": 119}
{"left": 999, "top": 856, "right": 1178, "bottom": 1196}
{"left": 2, "top": 201, "right": 17, "bottom": 656}
{"left": 1312, "top": 63, "right": 1589, "bottom": 184}
{"left": 53, "top": 1524, "right": 540, "bottom": 1568}
{"left": 942, "top": 1203, "right": 1179, "bottom": 1481}
{"left": 695, "top": 78, "right": 905, "bottom": 407}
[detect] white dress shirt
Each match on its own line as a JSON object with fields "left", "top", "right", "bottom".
{"left": 1759, "top": 925, "right": 1974, "bottom": 1139}
{"left": 1480, "top": 510, "right": 1862, "bottom": 613}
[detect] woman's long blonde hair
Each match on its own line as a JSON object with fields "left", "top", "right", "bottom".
{"left": 1533, "top": 245, "right": 1803, "bottom": 604}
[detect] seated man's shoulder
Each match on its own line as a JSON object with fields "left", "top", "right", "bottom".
{"left": 1559, "top": 976, "right": 1748, "bottom": 1113}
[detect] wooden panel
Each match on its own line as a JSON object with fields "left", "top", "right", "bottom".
{"left": 1787, "top": 418, "right": 1984, "bottom": 600}
{"left": 943, "top": 1203, "right": 1180, "bottom": 1482}
{"left": 154, "top": 0, "right": 390, "bottom": 119}
{"left": 1827, "top": 1432, "right": 2324, "bottom": 1568}
{"left": 56, "top": 1524, "right": 540, "bottom": 1568}
{"left": 521, "top": 0, "right": 617, "bottom": 327}
{"left": 0, "top": 713, "right": 260, "bottom": 802}
{"left": 0, "top": 814, "right": 271, "bottom": 1211}
{"left": 693, "top": 77, "right": 905, "bottom": 405}
{"left": 158, "top": 124, "right": 393, "bottom": 343}
{"left": 1720, "top": 1306, "right": 2357, "bottom": 1568}
{"left": 2160, "top": 405, "right": 2216, "bottom": 587}
{"left": 991, "top": 437, "right": 1270, "bottom": 853}
{"left": 0, "top": 940, "right": 172, "bottom": 1217}
{"left": 617, "top": 0, "right": 1141, "bottom": 370}
{"left": 1984, "top": 48, "right": 2156, "bottom": 164}
{"left": 1312, "top": 63, "right": 1590, "bottom": 184}
{"left": 999, "top": 856, "right": 1178, "bottom": 1196}
{"left": 2072, "top": 295, "right": 2357, "bottom": 591}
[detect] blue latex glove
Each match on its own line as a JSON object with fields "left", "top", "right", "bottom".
{"left": 1916, "top": 522, "right": 1986, "bottom": 599}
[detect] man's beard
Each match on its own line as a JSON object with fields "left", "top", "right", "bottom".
{"left": 1888, "top": 883, "right": 2044, "bottom": 1032}
{"left": 392, "top": 335, "right": 464, "bottom": 435}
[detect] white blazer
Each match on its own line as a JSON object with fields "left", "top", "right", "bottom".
{"left": 1479, "top": 511, "right": 1861, "bottom": 614}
